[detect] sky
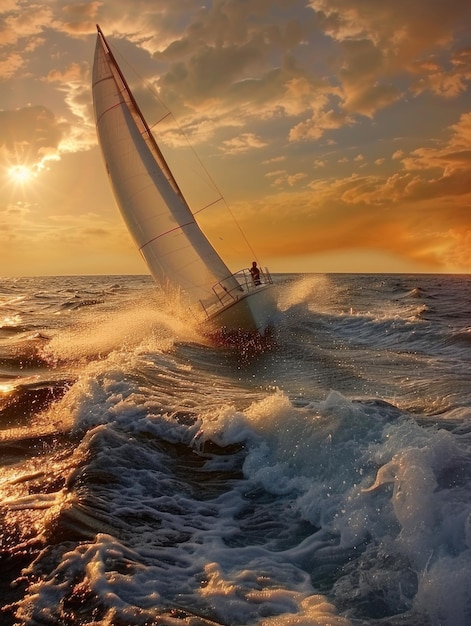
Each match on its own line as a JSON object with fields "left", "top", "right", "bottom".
{"left": 1, "top": 0, "right": 471, "bottom": 276}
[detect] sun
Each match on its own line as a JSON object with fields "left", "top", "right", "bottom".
{"left": 8, "top": 164, "right": 35, "bottom": 183}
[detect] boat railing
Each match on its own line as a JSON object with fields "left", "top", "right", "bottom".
{"left": 231, "top": 267, "right": 273, "bottom": 293}
{"left": 199, "top": 267, "right": 273, "bottom": 318}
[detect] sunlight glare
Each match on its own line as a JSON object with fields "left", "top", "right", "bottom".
{"left": 8, "top": 164, "right": 34, "bottom": 183}
{"left": 0, "top": 382, "right": 15, "bottom": 394}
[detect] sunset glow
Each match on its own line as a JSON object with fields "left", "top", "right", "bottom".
{"left": 1, "top": 1, "right": 471, "bottom": 276}
{"left": 8, "top": 164, "right": 35, "bottom": 183}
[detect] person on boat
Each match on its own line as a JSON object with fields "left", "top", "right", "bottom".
{"left": 250, "top": 261, "right": 261, "bottom": 286}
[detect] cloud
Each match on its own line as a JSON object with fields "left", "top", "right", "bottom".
{"left": 399, "top": 113, "right": 471, "bottom": 185}
{"left": 45, "top": 61, "right": 96, "bottom": 152}
{"left": 221, "top": 133, "right": 267, "bottom": 155}
{"left": 449, "top": 111, "right": 471, "bottom": 149}
{"left": 392, "top": 150, "right": 405, "bottom": 160}
{"left": 308, "top": 0, "right": 471, "bottom": 117}
{"left": 263, "top": 156, "right": 286, "bottom": 165}
{"left": 0, "top": 191, "right": 141, "bottom": 275}
{"left": 7, "top": 0, "right": 467, "bottom": 159}
{"left": 223, "top": 102, "right": 471, "bottom": 272}
{"left": 409, "top": 48, "right": 471, "bottom": 98}
{"left": 2, "top": 0, "right": 471, "bottom": 275}
{"left": 0, "top": 3, "right": 53, "bottom": 48}
{"left": 309, "top": 0, "right": 470, "bottom": 57}
{"left": 59, "top": 1, "right": 103, "bottom": 35}
{"left": 0, "top": 51, "right": 24, "bottom": 79}
{"left": 98, "top": 1, "right": 331, "bottom": 142}
{"left": 289, "top": 106, "right": 352, "bottom": 141}
{"left": 226, "top": 177, "right": 471, "bottom": 271}
{"left": 265, "top": 169, "right": 308, "bottom": 188}
{"left": 0, "top": 106, "right": 67, "bottom": 168}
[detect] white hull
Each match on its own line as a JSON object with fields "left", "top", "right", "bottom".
{"left": 206, "top": 283, "right": 277, "bottom": 337}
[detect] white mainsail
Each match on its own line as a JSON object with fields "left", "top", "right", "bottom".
{"left": 92, "top": 26, "right": 276, "bottom": 335}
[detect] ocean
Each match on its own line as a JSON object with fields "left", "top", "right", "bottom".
{"left": 0, "top": 273, "right": 470, "bottom": 625}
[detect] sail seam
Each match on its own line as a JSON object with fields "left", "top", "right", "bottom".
{"left": 95, "top": 101, "right": 125, "bottom": 125}
{"left": 139, "top": 221, "right": 195, "bottom": 250}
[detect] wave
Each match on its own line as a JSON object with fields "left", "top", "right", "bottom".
{"left": 401, "top": 286, "right": 431, "bottom": 299}
{"left": 0, "top": 378, "right": 72, "bottom": 430}
{"left": 446, "top": 327, "right": 471, "bottom": 346}
{"left": 13, "top": 377, "right": 465, "bottom": 625}
{"left": 2, "top": 274, "right": 471, "bottom": 625}
{"left": 60, "top": 298, "right": 105, "bottom": 310}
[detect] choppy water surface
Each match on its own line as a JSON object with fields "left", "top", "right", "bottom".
{"left": 1, "top": 273, "right": 470, "bottom": 625}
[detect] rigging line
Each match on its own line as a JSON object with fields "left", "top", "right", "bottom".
{"left": 169, "top": 123, "right": 259, "bottom": 262}
{"left": 192, "top": 197, "right": 224, "bottom": 215}
{"left": 149, "top": 111, "right": 172, "bottom": 129}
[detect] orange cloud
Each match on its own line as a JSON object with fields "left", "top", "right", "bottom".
{"left": 410, "top": 49, "right": 471, "bottom": 98}
{"left": 1, "top": 0, "right": 470, "bottom": 276}
{"left": 221, "top": 133, "right": 267, "bottom": 155}
{"left": 308, "top": 0, "right": 471, "bottom": 119}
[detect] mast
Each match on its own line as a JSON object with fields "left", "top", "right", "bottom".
{"left": 95, "top": 25, "right": 186, "bottom": 202}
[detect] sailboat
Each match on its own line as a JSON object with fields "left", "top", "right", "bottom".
{"left": 92, "top": 25, "right": 277, "bottom": 340}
